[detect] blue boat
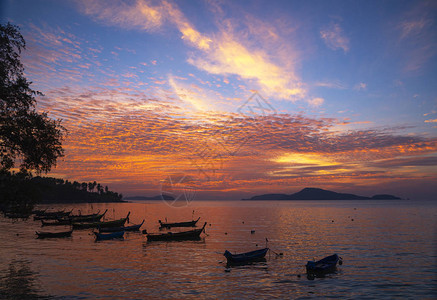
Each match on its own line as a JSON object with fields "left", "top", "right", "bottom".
{"left": 224, "top": 248, "right": 269, "bottom": 264}
{"left": 94, "top": 230, "right": 124, "bottom": 241}
{"left": 306, "top": 254, "right": 342, "bottom": 274}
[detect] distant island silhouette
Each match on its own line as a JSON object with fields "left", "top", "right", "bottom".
{"left": 124, "top": 195, "right": 174, "bottom": 201}
{"left": 243, "top": 187, "right": 401, "bottom": 200}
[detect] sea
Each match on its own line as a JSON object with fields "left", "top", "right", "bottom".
{"left": 0, "top": 200, "right": 436, "bottom": 299}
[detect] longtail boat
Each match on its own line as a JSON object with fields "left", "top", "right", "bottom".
{"left": 99, "top": 220, "right": 144, "bottom": 233}
{"left": 306, "top": 254, "right": 342, "bottom": 275}
{"left": 69, "top": 209, "right": 107, "bottom": 223}
{"left": 159, "top": 217, "right": 200, "bottom": 229}
{"left": 147, "top": 222, "right": 207, "bottom": 241}
{"left": 41, "top": 219, "right": 71, "bottom": 226}
{"left": 224, "top": 248, "right": 269, "bottom": 264}
{"left": 36, "top": 230, "right": 73, "bottom": 239}
{"left": 72, "top": 212, "right": 130, "bottom": 229}
{"left": 94, "top": 230, "right": 124, "bottom": 241}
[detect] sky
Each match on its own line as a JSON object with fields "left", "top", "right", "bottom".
{"left": 2, "top": 0, "right": 437, "bottom": 200}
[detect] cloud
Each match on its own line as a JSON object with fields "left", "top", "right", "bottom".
{"left": 399, "top": 19, "right": 431, "bottom": 40}
{"left": 39, "top": 83, "right": 437, "bottom": 197}
{"left": 394, "top": 1, "right": 437, "bottom": 73}
{"left": 25, "top": 0, "right": 436, "bottom": 198}
{"left": 307, "top": 97, "right": 324, "bottom": 107}
{"left": 78, "top": 0, "right": 306, "bottom": 101}
{"left": 314, "top": 80, "right": 347, "bottom": 90}
{"left": 168, "top": 74, "right": 217, "bottom": 111}
{"left": 424, "top": 119, "right": 437, "bottom": 123}
{"left": 354, "top": 82, "right": 367, "bottom": 91}
{"left": 78, "top": 0, "right": 164, "bottom": 31}
{"left": 320, "top": 23, "right": 350, "bottom": 52}
{"left": 187, "top": 32, "right": 305, "bottom": 100}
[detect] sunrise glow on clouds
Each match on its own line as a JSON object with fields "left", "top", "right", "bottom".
{"left": 3, "top": 0, "right": 437, "bottom": 199}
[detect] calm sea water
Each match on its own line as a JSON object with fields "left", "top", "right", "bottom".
{"left": 0, "top": 200, "right": 436, "bottom": 299}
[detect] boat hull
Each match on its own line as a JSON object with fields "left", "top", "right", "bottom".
{"left": 69, "top": 209, "right": 107, "bottom": 223}
{"left": 306, "top": 254, "right": 340, "bottom": 274}
{"left": 99, "top": 220, "right": 144, "bottom": 233}
{"left": 41, "top": 219, "right": 71, "bottom": 226}
{"left": 72, "top": 212, "right": 130, "bottom": 229}
{"left": 159, "top": 217, "right": 200, "bottom": 229}
{"left": 73, "top": 218, "right": 127, "bottom": 229}
{"left": 94, "top": 231, "right": 125, "bottom": 241}
{"left": 36, "top": 230, "right": 73, "bottom": 239}
{"left": 147, "top": 222, "right": 206, "bottom": 241}
{"left": 224, "top": 248, "right": 269, "bottom": 264}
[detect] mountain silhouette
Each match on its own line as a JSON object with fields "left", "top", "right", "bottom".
{"left": 244, "top": 187, "right": 400, "bottom": 200}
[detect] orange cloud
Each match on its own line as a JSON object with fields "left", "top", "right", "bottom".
{"left": 78, "top": 0, "right": 163, "bottom": 31}
{"left": 41, "top": 86, "right": 437, "bottom": 198}
{"left": 78, "top": 0, "right": 307, "bottom": 102}
{"left": 320, "top": 23, "right": 350, "bottom": 52}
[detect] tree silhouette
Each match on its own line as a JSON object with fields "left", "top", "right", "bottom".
{"left": 0, "top": 22, "right": 64, "bottom": 173}
{"left": 88, "top": 181, "right": 93, "bottom": 192}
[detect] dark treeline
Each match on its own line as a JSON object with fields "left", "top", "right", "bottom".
{"left": 0, "top": 170, "right": 124, "bottom": 215}
{"left": 32, "top": 176, "right": 124, "bottom": 203}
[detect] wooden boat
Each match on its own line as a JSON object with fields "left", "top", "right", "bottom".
{"left": 147, "top": 222, "right": 207, "bottom": 241}
{"left": 36, "top": 230, "right": 73, "bottom": 239}
{"left": 72, "top": 212, "right": 130, "bottom": 229}
{"left": 306, "top": 254, "right": 342, "bottom": 274}
{"left": 224, "top": 248, "right": 269, "bottom": 264}
{"left": 69, "top": 209, "right": 107, "bottom": 223}
{"left": 159, "top": 217, "right": 200, "bottom": 229}
{"left": 94, "top": 230, "right": 124, "bottom": 241}
{"left": 41, "top": 219, "right": 71, "bottom": 226}
{"left": 99, "top": 220, "right": 144, "bottom": 233}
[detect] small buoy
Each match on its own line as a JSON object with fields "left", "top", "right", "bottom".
{"left": 279, "top": 253, "right": 283, "bottom": 256}
{"left": 16, "top": 233, "right": 19, "bottom": 236}
{"left": 251, "top": 230, "right": 255, "bottom": 234}
{"left": 332, "top": 220, "right": 334, "bottom": 222}
{"left": 255, "top": 244, "right": 258, "bottom": 247}
{"left": 351, "top": 219, "right": 354, "bottom": 221}
{"left": 209, "top": 224, "right": 211, "bottom": 226}
{"left": 224, "top": 232, "right": 227, "bottom": 235}
{"left": 225, "top": 268, "right": 231, "bottom": 272}
{"left": 297, "top": 274, "right": 301, "bottom": 278}
{"left": 354, "top": 208, "right": 357, "bottom": 210}
{"left": 242, "top": 221, "right": 245, "bottom": 224}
